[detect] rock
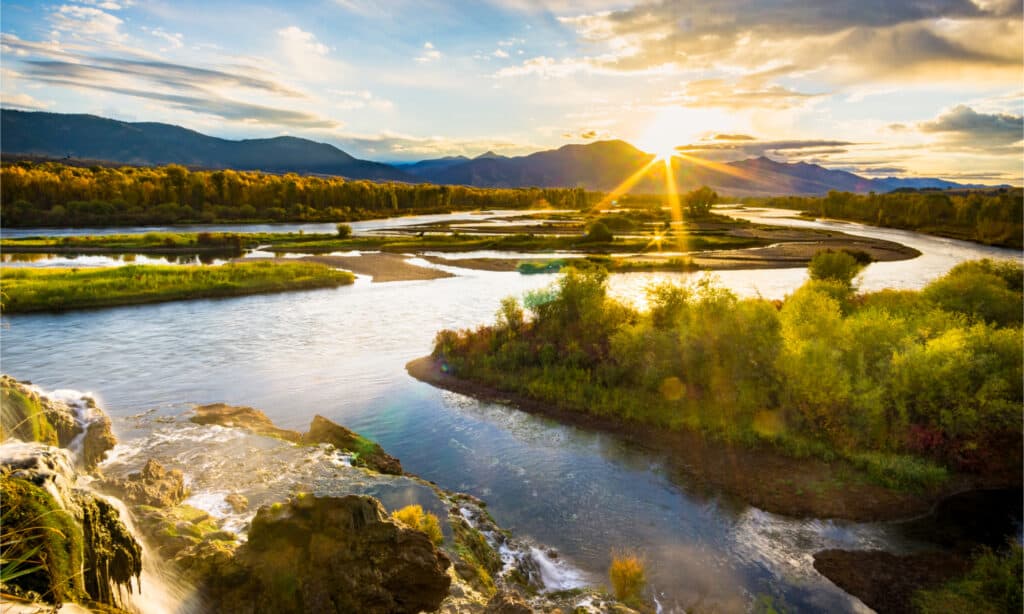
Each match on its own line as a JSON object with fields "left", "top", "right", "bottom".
{"left": 190, "top": 403, "right": 301, "bottom": 442}
{"left": 301, "top": 415, "right": 403, "bottom": 475}
{"left": 100, "top": 458, "right": 187, "bottom": 508}
{"left": 133, "top": 504, "right": 226, "bottom": 559}
{"left": 196, "top": 494, "right": 451, "bottom": 614}
{"left": 80, "top": 411, "right": 117, "bottom": 472}
{"left": 225, "top": 492, "right": 249, "bottom": 513}
{"left": 0, "top": 376, "right": 116, "bottom": 472}
{"left": 0, "top": 441, "right": 142, "bottom": 610}
{"left": 484, "top": 591, "right": 532, "bottom": 614}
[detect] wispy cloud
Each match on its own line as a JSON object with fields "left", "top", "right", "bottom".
{"left": 415, "top": 41, "right": 441, "bottom": 63}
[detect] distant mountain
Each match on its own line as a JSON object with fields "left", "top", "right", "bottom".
{"left": 425, "top": 140, "right": 655, "bottom": 191}
{"left": 396, "top": 155, "right": 471, "bottom": 176}
{"left": 474, "top": 150, "right": 507, "bottom": 160}
{"left": 1, "top": 110, "right": 412, "bottom": 181}
{"left": 2, "top": 109, "right": 998, "bottom": 195}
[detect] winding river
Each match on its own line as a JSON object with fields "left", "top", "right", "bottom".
{"left": 1, "top": 209, "right": 1020, "bottom": 612}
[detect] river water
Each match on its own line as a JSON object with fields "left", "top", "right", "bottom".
{"left": 1, "top": 209, "right": 1020, "bottom": 612}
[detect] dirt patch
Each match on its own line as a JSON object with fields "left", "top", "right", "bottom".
{"left": 234, "top": 253, "right": 455, "bottom": 282}
{"left": 813, "top": 549, "right": 969, "bottom": 614}
{"left": 406, "top": 356, "right": 1013, "bottom": 522}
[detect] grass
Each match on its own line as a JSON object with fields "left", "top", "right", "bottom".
{"left": 914, "top": 544, "right": 1023, "bottom": 614}
{"left": 390, "top": 505, "right": 443, "bottom": 546}
{"left": 0, "top": 261, "right": 354, "bottom": 312}
{"left": 609, "top": 550, "right": 647, "bottom": 607}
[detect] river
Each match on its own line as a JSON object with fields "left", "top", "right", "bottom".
{"left": 1, "top": 209, "right": 1020, "bottom": 612}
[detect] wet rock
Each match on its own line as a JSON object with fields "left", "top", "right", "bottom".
{"left": 225, "top": 492, "right": 249, "bottom": 513}
{"left": 301, "top": 414, "right": 403, "bottom": 475}
{"left": 0, "top": 441, "right": 142, "bottom": 610}
{"left": 0, "top": 376, "right": 115, "bottom": 471}
{"left": 80, "top": 410, "right": 117, "bottom": 472}
{"left": 100, "top": 458, "right": 187, "bottom": 508}
{"left": 190, "top": 403, "right": 301, "bottom": 442}
{"left": 196, "top": 494, "right": 451, "bottom": 614}
{"left": 133, "top": 504, "right": 227, "bottom": 559}
{"left": 484, "top": 591, "right": 531, "bottom": 614}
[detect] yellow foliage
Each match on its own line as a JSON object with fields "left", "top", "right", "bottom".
{"left": 391, "top": 504, "right": 443, "bottom": 545}
{"left": 609, "top": 550, "right": 646, "bottom": 605}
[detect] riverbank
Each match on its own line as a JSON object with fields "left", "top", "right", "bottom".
{"left": 407, "top": 356, "right": 1013, "bottom": 523}
{"left": 0, "top": 261, "right": 354, "bottom": 312}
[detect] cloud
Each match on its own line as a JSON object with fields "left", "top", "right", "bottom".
{"left": 534, "top": 0, "right": 1022, "bottom": 87}
{"left": 415, "top": 42, "right": 442, "bottom": 63}
{"left": 277, "top": 26, "right": 342, "bottom": 81}
{"left": 145, "top": 27, "right": 184, "bottom": 50}
{"left": 678, "top": 138, "right": 857, "bottom": 161}
{"left": 1, "top": 91, "right": 51, "bottom": 110}
{"left": 493, "top": 49, "right": 509, "bottom": 58}
{"left": 328, "top": 89, "right": 394, "bottom": 111}
{"left": 334, "top": 131, "right": 531, "bottom": 160}
{"left": 23, "top": 58, "right": 305, "bottom": 98}
{"left": 32, "top": 76, "right": 340, "bottom": 128}
{"left": 665, "top": 76, "right": 824, "bottom": 110}
{"left": 918, "top": 104, "right": 1023, "bottom": 146}
{"left": 50, "top": 5, "right": 125, "bottom": 41}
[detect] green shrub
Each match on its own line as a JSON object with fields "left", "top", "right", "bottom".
{"left": 336, "top": 223, "right": 353, "bottom": 238}
{"left": 808, "top": 249, "right": 865, "bottom": 287}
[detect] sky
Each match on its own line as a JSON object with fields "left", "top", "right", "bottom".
{"left": 1, "top": 0, "right": 1022, "bottom": 182}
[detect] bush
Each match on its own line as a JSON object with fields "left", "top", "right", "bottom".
{"left": 808, "top": 249, "right": 865, "bottom": 287}
{"left": 582, "top": 221, "right": 614, "bottom": 243}
{"left": 391, "top": 505, "right": 443, "bottom": 545}
{"left": 914, "top": 544, "right": 1023, "bottom": 614}
{"left": 609, "top": 550, "right": 646, "bottom": 605}
{"left": 336, "top": 223, "right": 353, "bottom": 239}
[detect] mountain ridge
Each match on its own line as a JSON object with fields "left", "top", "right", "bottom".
{"left": 1, "top": 109, "right": 1004, "bottom": 195}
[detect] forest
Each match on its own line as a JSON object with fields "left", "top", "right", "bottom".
{"left": 0, "top": 160, "right": 591, "bottom": 227}
{"left": 749, "top": 189, "right": 1023, "bottom": 248}
{"left": 432, "top": 255, "right": 1023, "bottom": 489}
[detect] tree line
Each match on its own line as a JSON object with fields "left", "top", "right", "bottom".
{"left": 0, "top": 161, "right": 592, "bottom": 227}
{"left": 748, "top": 189, "right": 1023, "bottom": 248}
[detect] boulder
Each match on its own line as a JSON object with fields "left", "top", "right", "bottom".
{"left": 100, "top": 458, "right": 187, "bottom": 508}
{"left": 301, "top": 414, "right": 403, "bottom": 475}
{"left": 190, "top": 403, "right": 301, "bottom": 442}
{"left": 484, "top": 592, "right": 532, "bottom": 614}
{"left": 225, "top": 492, "right": 249, "bottom": 513}
{"left": 0, "top": 376, "right": 115, "bottom": 472}
{"left": 196, "top": 494, "right": 451, "bottom": 614}
{"left": 0, "top": 442, "right": 142, "bottom": 610}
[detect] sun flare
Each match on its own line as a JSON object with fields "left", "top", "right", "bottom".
{"left": 635, "top": 106, "right": 736, "bottom": 160}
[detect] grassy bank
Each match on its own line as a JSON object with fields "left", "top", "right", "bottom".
{"left": 429, "top": 257, "right": 1022, "bottom": 492}
{"left": 1, "top": 262, "right": 354, "bottom": 312}
{"left": 1, "top": 229, "right": 768, "bottom": 255}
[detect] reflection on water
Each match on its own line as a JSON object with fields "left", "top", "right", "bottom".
{"left": 1, "top": 252, "right": 230, "bottom": 267}
{"left": 0, "top": 209, "right": 549, "bottom": 239}
{"left": 2, "top": 214, "right": 1019, "bottom": 612}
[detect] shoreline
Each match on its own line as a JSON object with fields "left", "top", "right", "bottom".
{"left": 406, "top": 355, "right": 1014, "bottom": 522}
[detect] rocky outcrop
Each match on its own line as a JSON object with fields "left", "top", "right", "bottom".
{"left": 189, "top": 404, "right": 402, "bottom": 475}
{"left": 191, "top": 494, "right": 452, "bottom": 613}
{"left": 190, "top": 403, "right": 302, "bottom": 442}
{"left": 0, "top": 442, "right": 142, "bottom": 610}
{"left": 100, "top": 458, "right": 187, "bottom": 507}
{"left": 302, "top": 414, "right": 403, "bottom": 475}
{"left": 0, "top": 375, "right": 115, "bottom": 471}
{"left": 484, "top": 592, "right": 532, "bottom": 614}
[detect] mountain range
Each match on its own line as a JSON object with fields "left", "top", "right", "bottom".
{"left": 0, "top": 110, "right": 999, "bottom": 195}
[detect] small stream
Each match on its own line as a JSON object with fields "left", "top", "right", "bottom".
{"left": 2, "top": 209, "right": 1020, "bottom": 612}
